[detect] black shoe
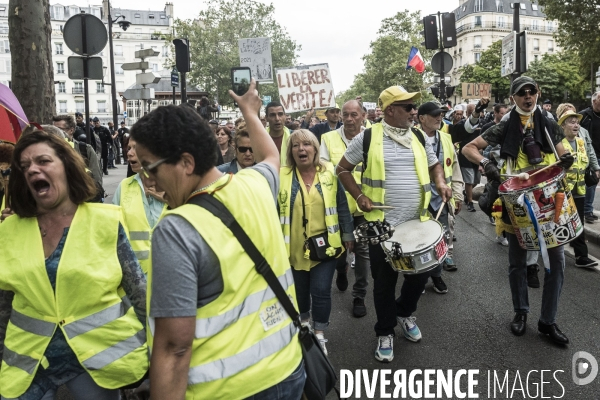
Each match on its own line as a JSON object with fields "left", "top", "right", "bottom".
{"left": 336, "top": 271, "right": 348, "bottom": 292}
{"left": 352, "top": 297, "right": 367, "bottom": 318}
{"left": 575, "top": 256, "right": 598, "bottom": 268}
{"left": 593, "top": 214, "right": 599, "bottom": 220}
{"left": 467, "top": 202, "right": 476, "bottom": 212}
{"left": 538, "top": 321, "right": 569, "bottom": 345}
{"left": 431, "top": 276, "right": 448, "bottom": 294}
{"left": 511, "top": 313, "right": 527, "bottom": 336}
{"left": 527, "top": 264, "right": 540, "bottom": 288}
{"left": 585, "top": 214, "right": 595, "bottom": 224}
{"left": 103, "top": 170, "right": 109, "bottom": 175}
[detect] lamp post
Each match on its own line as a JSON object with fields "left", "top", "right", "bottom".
{"left": 106, "top": 0, "right": 130, "bottom": 129}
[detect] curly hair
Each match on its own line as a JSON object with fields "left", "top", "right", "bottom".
{"left": 130, "top": 104, "right": 217, "bottom": 176}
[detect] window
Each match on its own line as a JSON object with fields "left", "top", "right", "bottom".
{"left": 474, "top": 0, "right": 483, "bottom": 12}
{"left": 0, "top": 7, "right": 6, "bottom": 17}
{"left": 57, "top": 82, "right": 66, "bottom": 93}
{"left": 475, "top": 53, "right": 481, "bottom": 62}
{"left": 532, "top": 20, "right": 539, "bottom": 31}
{"left": 73, "top": 82, "right": 83, "bottom": 94}
{"left": 97, "top": 101, "right": 106, "bottom": 113}
{"left": 160, "top": 14, "right": 166, "bottom": 19}
{"left": 53, "top": 6, "right": 64, "bottom": 20}
{"left": 519, "top": 3, "right": 525, "bottom": 9}
{"left": 152, "top": 63, "right": 158, "bottom": 72}
{"left": 496, "top": 0, "right": 503, "bottom": 12}
{"left": 162, "top": 46, "right": 169, "bottom": 57}
{"left": 114, "top": 45, "right": 123, "bottom": 56}
{"left": 0, "top": 22, "right": 8, "bottom": 34}
{"left": 0, "top": 40, "right": 9, "bottom": 53}
{"left": 55, "top": 43, "right": 63, "bottom": 55}
{"left": 69, "top": 7, "right": 79, "bottom": 17}
{"left": 4, "top": 60, "right": 10, "bottom": 75}
{"left": 532, "top": 4, "right": 538, "bottom": 10}
{"left": 149, "top": 14, "right": 155, "bottom": 19}
{"left": 134, "top": 13, "right": 141, "bottom": 18}
{"left": 547, "top": 21, "right": 554, "bottom": 32}
{"left": 497, "top": 16, "right": 506, "bottom": 28}
{"left": 75, "top": 101, "right": 84, "bottom": 113}
{"left": 459, "top": 56, "right": 463, "bottom": 67}
{"left": 548, "top": 40, "right": 554, "bottom": 52}
{"left": 59, "top": 101, "right": 67, "bottom": 113}
{"left": 56, "top": 62, "right": 64, "bottom": 74}
{"left": 96, "top": 82, "right": 104, "bottom": 93}
{"left": 534, "top": 55, "right": 539, "bottom": 62}
{"left": 474, "top": 16, "right": 482, "bottom": 27}
{"left": 135, "top": 28, "right": 142, "bottom": 39}
{"left": 533, "top": 39, "right": 539, "bottom": 51}
{"left": 474, "top": 36, "right": 482, "bottom": 48}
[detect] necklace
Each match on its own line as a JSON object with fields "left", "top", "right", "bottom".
{"left": 188, "top": 173, "right": 226, "bottom": 198}
{"left": 592, "top": 110, "right": 600, "bottom": 119}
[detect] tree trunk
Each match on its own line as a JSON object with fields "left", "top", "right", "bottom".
{"left": 8, "top": 0, "right": 55, "bottom": 123}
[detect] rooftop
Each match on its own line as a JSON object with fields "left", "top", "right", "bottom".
{"left": 452, "top": 0, "right": 548, "bottom": 20}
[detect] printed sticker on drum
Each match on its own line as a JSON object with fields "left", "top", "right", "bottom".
{"left": 435, "top": 240, "right": 448, "bottom": 260}
{"left": 420, "top": 253, "right": 432, "bottom": 264}
{"left": 316, "top": 237, "right": 326, "bottom": 247}
{"left": 259, "top": 301, "right": 287, "bottom": 331}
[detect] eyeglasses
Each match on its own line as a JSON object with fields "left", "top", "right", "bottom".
{"left": 514, "top": 87, "right": 538, "bottom": 97}
{"left": 237, "top": 146, "right": 253, "bottom": 153}
{"left": 140, "top": 158, "right": 168, "bottom": 178}
{"left": 391, "top": 103, "right": 416, "bottom": 112}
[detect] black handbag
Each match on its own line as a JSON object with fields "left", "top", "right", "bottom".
{"left": 188, "top": 193, "right": 339, "bottom": 400}
{"left": 584, "top": 167, "right": 599, "bottom": 187}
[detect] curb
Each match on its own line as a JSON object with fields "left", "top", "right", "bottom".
{"left": 584, "top": 211, "right": 600, "bottom": 246}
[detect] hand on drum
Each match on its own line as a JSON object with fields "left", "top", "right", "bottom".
{"left": 483, "top": 162, "right": 501, "bottom": 182}
{"left": 357, "top": 194, "right": 373, "bottom": 212}
{"left": 344, "top": 241, "right": 355, "bottom": 254}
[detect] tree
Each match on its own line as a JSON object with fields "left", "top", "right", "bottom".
{"left": 168, "top": 0, "right": 300, "bottom": 107}
{"left": 458, "top": 40, "right": 510, "bottom": 103}
{"left": 9, "top": 0, "right": 55, "bottom": 123}
{"left": 338, "top": 10, "right": 436, "bottom": 105}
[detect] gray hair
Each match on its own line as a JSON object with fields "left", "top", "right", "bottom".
{"left": 41, "top": 124, "right": 67, "bottom": 139}
{"left": 592, "top": 91, "right": 600, "bottom": 103}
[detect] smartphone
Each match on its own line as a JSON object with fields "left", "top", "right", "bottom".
{"left": 231, "top": 67, "right": 252, "bottom": 97}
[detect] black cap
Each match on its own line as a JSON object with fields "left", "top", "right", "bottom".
{"left": 75, "top": 112, "right": 83, "bottom": 117}
{"left": 92, "top": 117, "right": 99, "bottom": 122}
{"left": 208, "top": 119, "right": 219, "bottom": 125}
{"left": 543, "top": 99, "right": 552, "bottom": 105}
{"left": 510, "top": 76, "right": 537, "bottom": 95}
{"left": 120, "top": 121, "right": 125, "bottom": 125}
{"left": 418, "top": 102, "right": 446, "bottom": 117}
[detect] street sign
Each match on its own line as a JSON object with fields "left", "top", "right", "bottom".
{"left": 67, "top": 56, "right": 103, "bottom": 79}
{"left": 123, "top": 88, "right": 155, "bottom": 100}
{"left": 461, "top": 83, "right": 492, "bottom": 99}
{"left": 63, "top": 13, "right": 107, "bottom": 56}
{"left": 431, "top": 51, "right": 453, "bottom": 75}
{"left": 171, "top": 68, "right": 179, "bottom": 87}
{"left": 136, "top": 72, "right": 161, "bottom": 86}
{"left": 261, "top": 95, "right": 271, "bottom": 106}
{"left": 123, "top": 111, "right": 127, "bottom": 118}
{"left": 135, "top": 49, "right": 160, "bottom": 59}
{"left": 121, "top": 61, "right": 149, "bottom": 71}
{"left": 501, "top": 32, "right": 516, "bottom": 77}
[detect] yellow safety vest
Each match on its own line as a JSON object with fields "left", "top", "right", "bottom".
{"left": 119, "top": 175, "right": 166, "bottom": 274}
{"left": 561, "top": 137, "right": 588, "bottom": 195}
{"left": 362, "top": 123, "right": 431, "bottom": 222}
{"left": 321, "top": 129, "right": 363, "bottom": 215}
{"left": 500, "top": 134, "right": 556, "bottom": 174}
{"left": 147, "top": 169, "right": 302, "bottom": 399}
{"left": 0, "top": 203, "right": 148, "bottom": 398}
{"left": 267, "top": 126, "right": 291, "bottom": 166}
{"left": 278, "top": 164, "right": 342, "bottom": 256}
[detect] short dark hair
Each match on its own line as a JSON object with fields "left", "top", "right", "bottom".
{"left": 265, "top": 101, "right": 284, "bottom": 116}
{"left": 130, "top": 104, "right": 217, "bottom": 176}
{"left": 52, "top": 115, "right": 76, "bottom": 132}
{"left": 9, "top": 130, "right": 97, "bottom": 217}
{"left": 216, "top": 126, "right": 233, "bottom": 145}
{"left": 494, "top": 103, "right": 508, "bottom": 113}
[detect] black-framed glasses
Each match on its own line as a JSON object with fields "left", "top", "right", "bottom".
{"left": 237, "top": 146, "right": 253, "bottom": 153}
{"left": 514, "top": 87, "right": 538, "bottom": 97}
{"left": 140, "top": 158, "right": 168, "bottom": 178}
{"left": 391, "top": 103, "right": 416, "bottom": 112}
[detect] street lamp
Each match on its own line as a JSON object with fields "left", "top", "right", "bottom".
{"left": 106, "top": 0, "right": 130, "bottom": 128}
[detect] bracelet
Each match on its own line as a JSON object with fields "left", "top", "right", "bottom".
{"left": 355, "top": 193, "right": 364, "bottom": 202}
{"left": 479, "top": 157, "right": 490, "bottom": 168}
{"left": 336, "top": 170, "right": 351, "bottom": 176}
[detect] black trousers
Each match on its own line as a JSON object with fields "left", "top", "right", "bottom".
{"left": 572, "top": 196, "right": 587, "bottom": 258}
{"left": 101, "top": 155, "right": 108, "bottom": 173}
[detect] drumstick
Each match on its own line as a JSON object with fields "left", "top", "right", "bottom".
{"left": 435, "top": 201, "right": 446, "bottom": 221}
{"left": 371, "top": 205, "right": 395, "bottom": 210}
{"left": 528, "top": 161, "right": 561, "bottom": 178}
{"left": 501, "top": 172, "right": 530, "bottom": 180}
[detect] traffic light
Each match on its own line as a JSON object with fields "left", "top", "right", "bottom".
{"left": 445, "top": 86, "right": 456, "bottom": 98}
{"left": 422, "top": 16, "right": 439, "bottom": 50}
{"left": 441, "top": 13, "right": 457, "bottom": 48}
{"left": 430, "top": 86, "right": 440, "bottom": 98}
{"left": 173, "top": 38, "right": 190, "bottom": 73}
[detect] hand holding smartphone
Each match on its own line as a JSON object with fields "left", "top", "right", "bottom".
{"left": 231, "top": 67, "right": 252, "bottom": 97}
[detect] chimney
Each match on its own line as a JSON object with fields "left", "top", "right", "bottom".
{"left": 102, "top": 0, "right": 109, "bottom": 20}
{"left": 164, "top": 2, "right": 174, "bottom": 18}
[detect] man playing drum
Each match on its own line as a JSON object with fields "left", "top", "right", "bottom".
{"left": 462, "top": 76, "right": 574, "bottom": 345}
{"left": 336, "top": 86, "right": 452, "bottom": 362}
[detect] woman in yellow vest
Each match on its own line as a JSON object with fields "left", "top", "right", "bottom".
{"left": 0, "top": 130, "right": 148, "bottom": 399}
{"left": 558, "top": 109, "right": 599, "bottom": 268}
{"left": 279, "top": 129, "right": 354, "bottom": 356}
{"left": 113, "top": 137, "right": 167, "bottom": 274}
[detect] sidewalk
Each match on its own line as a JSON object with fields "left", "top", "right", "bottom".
{"left": 582, "top": 211, "right": 600, "bottom": 246}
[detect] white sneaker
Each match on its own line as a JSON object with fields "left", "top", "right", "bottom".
{"left": 374, "top": 334, "right": 394, "bottom": 362}
{"left": 315, "top": 332, "right": 328, "bottom": 356}
{"left": 496, "top": 236, "right": 508, "bottom": 246}
{"left": 397, "top": 316, "right": 422, "bottom": 342}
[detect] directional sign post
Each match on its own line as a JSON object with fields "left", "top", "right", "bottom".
{"left": 171, "top": 67, "right": 179, "bottom": 104}
{"left": 121, "top": 49, "right": 161, "bottom": 112}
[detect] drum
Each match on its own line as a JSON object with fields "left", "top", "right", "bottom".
{"left": 354, "top": 220, "right": 394, "bottom": 245}
{"left": 498, "top": 165, "right": 582, "bottom": 250}
{"left": 381, "top": 219, "right": 448, "bottom": 274}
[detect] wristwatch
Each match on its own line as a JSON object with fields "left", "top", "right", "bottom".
{"left": 479, "top": 157, "right": 490, "bottom": 168}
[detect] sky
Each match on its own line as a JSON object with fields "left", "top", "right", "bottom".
{"left": 65, "top": 0, "right": 456, "bottom": 93}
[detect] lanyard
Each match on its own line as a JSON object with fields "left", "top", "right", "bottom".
{"left": 294, "top": 168, "right": 310, "bottom": 241}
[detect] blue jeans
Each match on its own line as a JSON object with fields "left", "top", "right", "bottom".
{"left": 584, "top": 183, "right": 597, "bottom": 215}
{"left": 244, "top": 361, "right": 305, "bottom": 400}
{"left": 507, "top": 233, "right": 565, "bottom": 324}
{"left": 292, "top": 259, "right": 337, "bottom": 331}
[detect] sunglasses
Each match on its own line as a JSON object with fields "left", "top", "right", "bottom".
{"left": 514, "top": 87, "right": 538, "bottom": 97}
{"left": 140, "top": 158, "right": 168, "bottom": 178}
{"left": 391, "top": 103, "right": 416, "bottom": 112}
{"left": 237, "top": 146, "right": 253, "bottom": 153}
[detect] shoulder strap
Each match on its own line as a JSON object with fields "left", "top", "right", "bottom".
{"left": 187, "top": 193, "right": 301, "bottom": 326}
{"left": 362, "top": 128, "right": 372, "bottom": 170}
{"left": 76, "top": 140, "right": 89, "bottom": 164}
{"left": 411, "top": 127, "right": 426, "bottom": 148}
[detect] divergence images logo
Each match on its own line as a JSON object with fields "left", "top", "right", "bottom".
{"left": 572, "top": 351, "right": 598, "bottom": 386}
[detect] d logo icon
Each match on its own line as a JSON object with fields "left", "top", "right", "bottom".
{"left": 572, "top": 351, "right": 598, "bottom": 386}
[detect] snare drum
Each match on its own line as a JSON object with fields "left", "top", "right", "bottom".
{"left": 381, "top": 219, "right": 448, "bottom": 274}
{"left": 499, "top": 166, "right": 582, "bottom": 250}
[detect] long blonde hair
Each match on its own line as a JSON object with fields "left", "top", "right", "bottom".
{"left": 285, "top": 129, "right": 326, "bottom": 171}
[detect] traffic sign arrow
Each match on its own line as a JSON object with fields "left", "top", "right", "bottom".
{"left": 122, "top": 61, "right": 149, "bottom": 71}
{"left": 135, "top": 49, "right": 160, "bottom": 59}
{"left": 136, "top": 72, "right": 161, "bottom": 85}
{"left": 123, "top": 88, "right": 155, "bottom": 100}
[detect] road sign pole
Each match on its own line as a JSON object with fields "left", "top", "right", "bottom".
{"left": 181, "top": 71, "right": 187, "bottom": 104}
{"left": 511, "top": 3, "right": 521, "bottom": 83}
{"left": 81, "top": 13, "right": 91, "bottom": 145}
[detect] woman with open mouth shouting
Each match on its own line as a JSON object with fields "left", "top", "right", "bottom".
{"left": 0, "top": 129, "right": 148, "bottom": 400}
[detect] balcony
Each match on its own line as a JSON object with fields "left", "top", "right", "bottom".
{"left": 112, "top": 32, "right": 168, "bottom": 41}
{"left": 97, "top": 88, "right": 105, "bottom": 93}
{"left": 456, "top": 21, "right": 513, "bottom": 34}
{"left": 72, "top": 88, "right": 84, "bottom": 94}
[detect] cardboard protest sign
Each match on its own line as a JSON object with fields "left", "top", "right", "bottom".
{"left": 276, "top": 63, "right": 335, "bottom": 113}
{"left": 461, "top": 83, "right": 491, "bottom": 99}
{"left": 238, "top": 37, "right": 273, "bottom": 82}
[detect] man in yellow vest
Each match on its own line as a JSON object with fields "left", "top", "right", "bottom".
{"left": 132, "top": 79, "right": 304, "bottom": 399}
{"left": 336, "top": 86, "right": 452, "bottom": 363}
{"left": 320, "top": 99, "right": 370, "bottom": 318}
{"left": 265, "top": 101, "right": 291, "bottom": 166}
{"left": 416, "top": 102, "right": 464, "bottom": 291}
{"left": 463, "top": 76, "right": 574, "bottom": 345}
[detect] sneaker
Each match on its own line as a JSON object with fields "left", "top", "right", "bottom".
{"left": 431, "top": 276, "right": 448, "bottom": 294}
{"left": 527, "top": 264, "right": 540, "bottom": 288}
{"left": 443, "top": 257, "right": 457, "bottom": 271}
{"left": 585, "top": 214, "right": 595, "bottom": 224}
{"left": 315, "top": 332, "right": 328, "bottom": 356}
{"left": 336, "top": 271, "right": 348, "bottom": 292}
{"left": 374, "top": 335, "right": 394, "bottom": 362}
{"left": 397, "top": 316, "right": 422, "bottom": 342}
{"left": 496, "top": 236, "right": 508, "bottom": 246}
{"left": 467, "top": 202, "right": 476, "bottom": 212}
{"left": 489, "top": 216, "right": 496, "bottom": 226}
{"left": 593, "top": 214, "right": 599, "bottom": 220}
{"left": 352, "top": 297, "right": 367, "bottom": 318}
{"left": 575, "top": 256, "right": 599, "bottom": 268}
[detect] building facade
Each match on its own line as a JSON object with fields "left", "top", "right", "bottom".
{"left": 449, "top": 0, "right": 559, "bottom": 103}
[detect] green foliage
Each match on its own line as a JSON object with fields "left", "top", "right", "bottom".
{"left": 166, "top": 0, "right": 300, "bottom": 106}
{"left": 337, "top": 10, "right": 436, "bottom": 106}
{"left": 458, "top": 40, "right": 510, "bottom": 102}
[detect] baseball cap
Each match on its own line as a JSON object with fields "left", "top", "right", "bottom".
{"left": 378, "top": 86, "right": 421, "bottom": 111}
{"left": 418, "top": 102, "right": 446, "bottom": 117}
{"left": 92, "top": 117, "right": 99, "bottom": 122}
{"left": 120, "top": 121, "right": 125, "bottom": 125}
{"left": 510, "top": 76, "right": 537, "bottom": 95}
{"left": 326, "top": 103, "right": 341, "bottom": 112}
{"left": 543, "top": 99, "right": 552, "bottom": 105}
{"left": 208, "top": 119, "right": 219, "bottom": 125}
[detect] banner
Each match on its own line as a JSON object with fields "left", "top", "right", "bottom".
{"left": 238, "top": 37, "right": 273, "bottom": 82}
{"left": 276, "top": 63, "right": 335, "bottom": 113}
{"left": 461, "top": 83, "right": 491, "bottom": 99}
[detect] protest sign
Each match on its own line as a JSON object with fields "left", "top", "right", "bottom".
{"left": 461, "top": 83, "right": 491, "bottom": 99}
{"left": 363, "top": 102, "right": 376, "bottom": 110}
{"left": 275, "top": 63, "right": 336, "bottom": 113}
{"left": 238, "top": 37, "right": 273, "bottom": 82}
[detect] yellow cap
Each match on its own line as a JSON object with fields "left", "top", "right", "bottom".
{"left": 378, "top": 86, "right": 421, "bottom": 111}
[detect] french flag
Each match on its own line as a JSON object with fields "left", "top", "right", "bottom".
{"left": 406, "top": 47, "right": 425, "bottom": 74}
